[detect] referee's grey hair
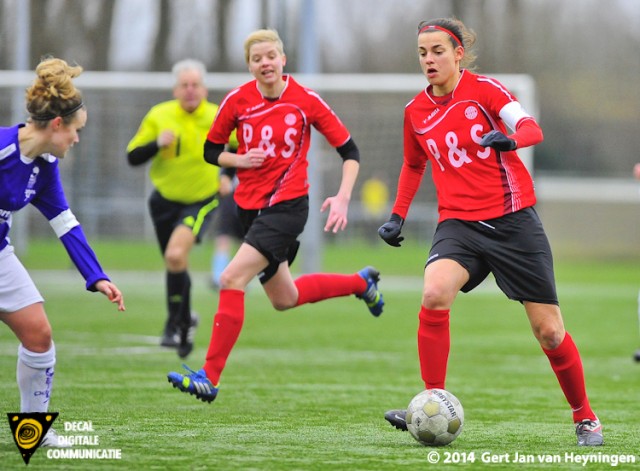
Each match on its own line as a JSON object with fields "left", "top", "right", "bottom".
{"left": 171, "top": 59, "right": 207, "bottom": 84}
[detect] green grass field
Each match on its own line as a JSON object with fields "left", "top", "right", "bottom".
{"left": 1, "top": 239, "right": 639, "bottom": 470}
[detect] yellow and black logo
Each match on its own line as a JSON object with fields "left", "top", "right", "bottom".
{"left": 7, "top": 412, "right": 58, "bottom": 465}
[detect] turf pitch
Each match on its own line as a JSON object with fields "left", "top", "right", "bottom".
{"left": 0, "top": 240, "right": 638, "bottom": 470}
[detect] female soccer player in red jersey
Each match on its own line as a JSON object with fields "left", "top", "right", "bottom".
{"left": 167, "top": 29, "right": 384, "bottom": 401}
{"left": 378, "top": 17, "right": 602, "bottom": 446}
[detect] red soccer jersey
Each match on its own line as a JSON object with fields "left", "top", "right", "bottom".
{"left": 207, "top": 75, "right": 351, "bottom": 210}
{"left": 395, "top": 70, "right": 538, "bottom": 222}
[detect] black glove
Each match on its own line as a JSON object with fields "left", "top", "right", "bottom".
{"left": 378, "top": 213, "right": 404, "bottom": 247}
{"left": 480, "top": 130, "right": 517, "bottom": 151}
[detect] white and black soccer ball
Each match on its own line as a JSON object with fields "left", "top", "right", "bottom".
{"left": 406, "top": 388, "right": 464, "bottom": 446}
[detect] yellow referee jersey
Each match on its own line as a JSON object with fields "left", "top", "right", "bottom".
{"left": 127, "top": 99, "right": 223, "bottom": 204}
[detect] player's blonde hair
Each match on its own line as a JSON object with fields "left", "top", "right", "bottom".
{"left": 25, "top": 56, "right": 84, "bottom": 128}
{"left": 244, "top": 29, "right": 285, "bottom": 64}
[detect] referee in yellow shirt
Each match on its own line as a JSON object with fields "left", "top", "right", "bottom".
{"left": 127, "top": 59, "right": 233, "bottom": 358}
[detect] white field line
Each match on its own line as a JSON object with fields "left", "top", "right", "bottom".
{"left": 1, "top": 271, "right": 634, "bottom": 358}
{"left": 27, "top": 270, "right": 639, "bottom": 298}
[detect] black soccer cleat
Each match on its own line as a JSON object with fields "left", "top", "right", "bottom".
{"left": 160, "top": 329, "right": 180, "bottom": 348}
{"left": 384, "top": 409, "right": 408, "bottom": 431}
{"left": 177, "top": 312, "right": 200, "bottom": 359}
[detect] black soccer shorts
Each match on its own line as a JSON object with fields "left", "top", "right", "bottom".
{"left": 148, "top": 190, "right": 218, "bottom": 253}
{"left": 238, "top": 196, "right": 308, "bottom": 284}
{"left": 427, "top": 207, "right": 559, "bottom": 305}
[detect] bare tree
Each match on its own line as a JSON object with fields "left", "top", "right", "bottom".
{"left": 26, "top": 0, "right": 111, "bottom": 69}
{"left": 83, "top": 1, "right": 116, "bottom": 70}
{"left": 152, "top": 0, "right": 171, "bottom": 70}
{"left": 216, "top": 0, "right": 233, "bottom": 71}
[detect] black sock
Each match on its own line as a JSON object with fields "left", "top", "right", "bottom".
{"left": 166, "top": 271, "right": 189, "bottom": 333}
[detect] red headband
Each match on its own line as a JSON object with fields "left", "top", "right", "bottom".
{"left": 418, "top": 25, "right": 463, "bottom": 48}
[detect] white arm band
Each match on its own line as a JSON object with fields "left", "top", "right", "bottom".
{"left": 49, "top": 209, "right": 80, "bottom": 238}
{"left": 499, "top": 101, "right": 531, "bottom": 132}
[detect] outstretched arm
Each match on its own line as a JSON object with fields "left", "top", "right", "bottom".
{"left": 322, "top": 159, "right": 359, "bottom": 233}
{"left": 95, "top": 279, "right": 126, "bottom": 311}
{"left": 321, "top": 139, "right": 360, "bottom": 233}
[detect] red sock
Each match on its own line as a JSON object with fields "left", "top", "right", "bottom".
{"left": 294, "top": 273, "right": 366, "bottom": 306}
{"left": 418, "top": 307, "right": 450, "bottom": 390}
{"left": 203, "top": 289, "right": 244, "bottom": 385}
{"left": 542, "top": 332, "right": 596, "bottom": 422}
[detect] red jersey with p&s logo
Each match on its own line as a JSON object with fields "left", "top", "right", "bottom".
{"left": 208, "top": 75, "right": 351, "bottom": 210}
{"left": 396, "top": 70, "right": 537, "bottom": 222}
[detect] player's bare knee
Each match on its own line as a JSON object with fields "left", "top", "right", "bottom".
{"left": 535, "top": 325, "right": 564, "bottom": 350}
{"left": 218, "top": 271, "right": 248, "bottom": 291}
{"left": 421, "top": 286, "right": 454, "bottom": 310}
{"left": 22, "top": 329, "right": 53, "bottom": 353}
{"left": 546, "top": 331, "right": 565, "bottom": 350}
{"left": 164, "top": 250, "right": 186, "bottom": 271}
{"left": 271, "top": 297, "right": 296, "bottom": 311}
{"left": 271, "top": 301, "right": 289, "bottom": 311}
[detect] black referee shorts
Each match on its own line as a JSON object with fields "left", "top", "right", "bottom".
{"left": 238, "top": 196, "right": 308, "bottom": 284}
{"left": 148, "top": 190, "right": 218, "bottom": 253}
{"left": 427, "top": 207, "right": 559, "bottom": 305}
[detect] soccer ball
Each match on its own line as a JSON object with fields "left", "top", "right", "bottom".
{"left": 406, "top": 388, "right": 464, "bottom": 446}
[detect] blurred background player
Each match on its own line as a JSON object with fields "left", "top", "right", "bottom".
{"left": 378, "top": 17, "right": 603, "bottom": 446}
{"left": 209, "top": 169, "right": 243, "bottom": 290}
{"left": 167, "top": 29, "right": 384, "bottom": 403}
{"left": 360, "top": 174, "right": 389, "bottom": 243}
{"left": 0, "top": 56, "right": 125, "bottom": 447}
{"left": 127, "top": 59, "right": 221, "bottom": 358}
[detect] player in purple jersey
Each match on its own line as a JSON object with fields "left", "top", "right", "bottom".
{"left": 0, "top": 57, "right": 125, "bottom": 447}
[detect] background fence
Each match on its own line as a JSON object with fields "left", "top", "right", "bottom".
{"left": 2, "top": 72, "right": 638, "bottom": 260}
